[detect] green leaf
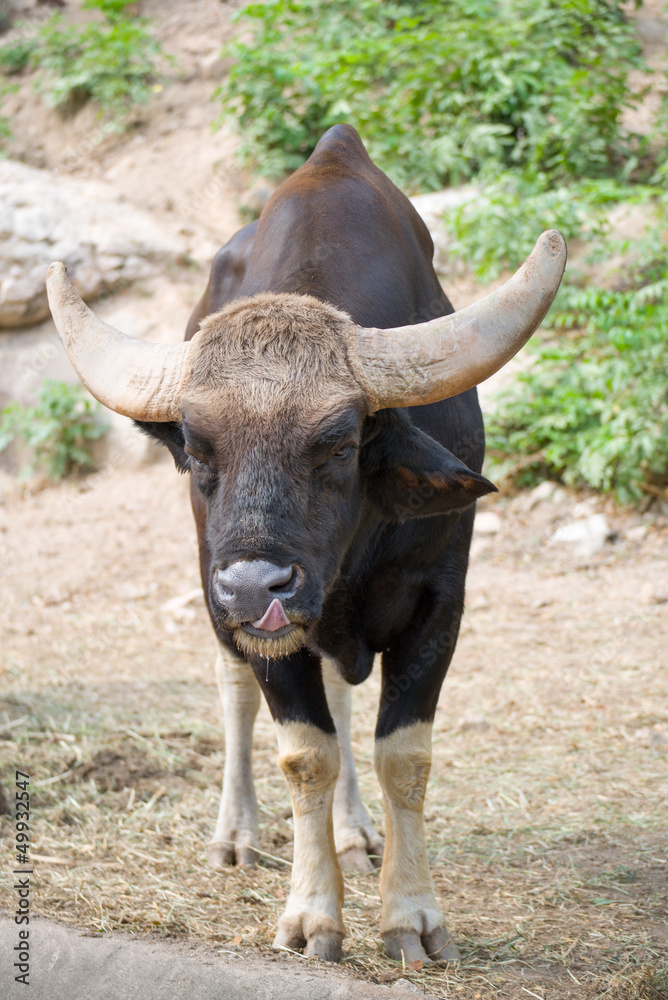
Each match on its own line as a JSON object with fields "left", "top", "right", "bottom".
{"left": 0, "top": 381, "right": 109, "bottom": 481}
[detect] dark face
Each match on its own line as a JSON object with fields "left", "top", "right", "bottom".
{"left": 182, "top": 394, "right": 369, "bottom": 658}
{"left": 143, "top": 396, "right": 495, "bottom": 661}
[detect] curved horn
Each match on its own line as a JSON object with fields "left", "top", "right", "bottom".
{"left": 46, "top": 262, "right": 193, "bottom": 421}
{"left": 349, "top": 230, "right": 566, "bottom": 410}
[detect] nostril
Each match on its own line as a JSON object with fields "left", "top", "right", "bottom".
{"left": 268, "top": 566, "right": 298, "bottom": 594}
{"left": 215, "top": 574, "right": 235, "bottom": 601}
{"left": 265, "top": 564, "right": 294, "bottom": 590}
{"left": 215, "top": 566, "right": 238, "bottom": 598}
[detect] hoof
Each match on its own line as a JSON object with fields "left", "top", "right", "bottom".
{"left": 305, "top": 932, "right": 344, "bottom": 962}
{"left": 383, "top": 925, "right": 460, "bottom": 965}
{"left": 338, "top": 846, "right": 374, "bottom": 873}
{"left": 422, "top": 925, "right": 461, "bottom": 962}
{"left": 369, "top": 847, "right": 384, "bottom": 869}
{"left": 382, "top": 928, "right": 430, "bottom": 965}
{"left": 335, "top": 831, "right": 384, "bottom": 872}
{"left": 208, "top": 840, "right": 258, "bottom": 868}
{"left": 273, "top": 917, "right": 344, "bottom": 962}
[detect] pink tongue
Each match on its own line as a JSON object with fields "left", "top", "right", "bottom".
{"left": 252, "top": 598, "right": 290, "bottom": 632}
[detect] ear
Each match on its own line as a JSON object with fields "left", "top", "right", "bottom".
{"left": 361, "top": 412, "right": 497, "bottom": 522}
{"left": 134, "top": 420, "right": 189, "bottom": 473}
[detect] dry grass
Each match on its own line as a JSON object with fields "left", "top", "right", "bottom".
{"left": 1, "top": 464, "right": 667, "bottom": 998}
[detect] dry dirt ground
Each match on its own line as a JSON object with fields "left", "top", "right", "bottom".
{"left": 0, "top": 463, "right": 666, "bottom": 999}
{"left": 0, "top": 1, "right": 667, "bottom": 997}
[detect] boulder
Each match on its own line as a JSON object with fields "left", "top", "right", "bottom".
{"left": 474, "top": 510, "right": 502, "bottom": 535}
{"left": 0, "top": 160, "right": 189, "bottom": 327}
{"left": 551, "top": 514, "right": 612, "bottom": 558}
{"left": 410, "top": 185, "right": 481, "bottom": 269}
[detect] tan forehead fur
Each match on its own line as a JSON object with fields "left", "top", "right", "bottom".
{"left": 186, "top": 293, "right": 362, "bottom": 415}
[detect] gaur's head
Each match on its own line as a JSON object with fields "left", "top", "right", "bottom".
{"left": 46, "top": 231, "right": 565, "bottom": 658}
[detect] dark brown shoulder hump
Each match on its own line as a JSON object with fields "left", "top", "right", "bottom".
{"left": 263, "top": 124, "right": 434, "bottom": 260}
{"left": 306, "top": 125, "right": 434, "bottom": 257}
{"left": 302, "top": 124, "right": 403, "bottom": 197}
{"left": 308, "top": 123, "right": 373, "bottom": 168}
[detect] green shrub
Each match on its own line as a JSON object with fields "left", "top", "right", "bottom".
{"left": 484, "top": 201, "right": 668, "bottom": 503}
{"left": 214, "top": 0, "right": 647, "bottom": 189}
{"left": 0, "top": 381, "right": 109, "bottom": 480}
{"left": 0, "top": 0, "right": 164, "bottom": 124}
{"left": 0, "top": 36, "right": 37, "bottom": 75}
{"left": 442, "top": 175, "right": 653, "bottom": 281}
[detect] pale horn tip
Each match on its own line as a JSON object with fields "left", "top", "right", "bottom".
{"left": 46, "top": 261, "right": 68, "bottom": 285}
{"left": 536, "top": 229, "right": 567, "bottom": 262}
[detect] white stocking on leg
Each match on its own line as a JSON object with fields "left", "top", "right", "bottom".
{"left": 322, "top": 658, "right": 385, "bottom": 872}
{"left": 375, "top": 722, "right": 460, "bottom": 964}
{"left": 272, "top": 721, "right": 345, "bottom": 961}
{"left": 208, "top": 642, "right": 261, "bottom": 867}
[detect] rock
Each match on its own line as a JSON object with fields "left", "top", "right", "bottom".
{"left": 626, "top": 524, "right": 648, "bottom": 542}
{"left": 473, "top": 511, "right": 502, "bottom": 535}
{"left": 470, "top": 535, "right": 496, "bottom": 559}
{"left": 0, "top": 160, "right": 188, "bottom": 327}
{"left": 410, "top": 185, "right": 481, "bottom": 232}
{"left": 527, "top": 480, "right": 567, "bottom": 508}
{"left": 572, "top": 499, "right": 598, "bottom": 518}
{"left": 390, "top": 980, "right": 423, "bottom": 994}
{"left": 410, "top": 185, "right": 482, "bottom": 269}
{"left": 551, "top": 514, "right": 612, "bottom": 557}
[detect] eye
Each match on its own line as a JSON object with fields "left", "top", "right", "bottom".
{"left": 332, "top": 445, "right": 356, "bottom": 461}
{"left": 314, "top": 444, "right": 357, "bottom": 474}
{"left": 188, "top": 455, "right": 215, "bottom": 475}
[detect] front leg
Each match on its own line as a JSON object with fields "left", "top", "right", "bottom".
{"left": 374, "top": 538, "right": 472, "bottom": 965}
{"left": 252, "top": 649, "right": 345, "bottom": 961}
{"left": 375, "top": 721, "right": 459, "bottom": 963}
{"left": 209, "top": 641, "right": 261, "bottom": 867}
{"left": 322, "top": 658, "right": 385, "bottom": 872}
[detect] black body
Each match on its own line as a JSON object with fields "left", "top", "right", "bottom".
{"left": 140, "top": 124, "right": 489, "bottom": 740}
